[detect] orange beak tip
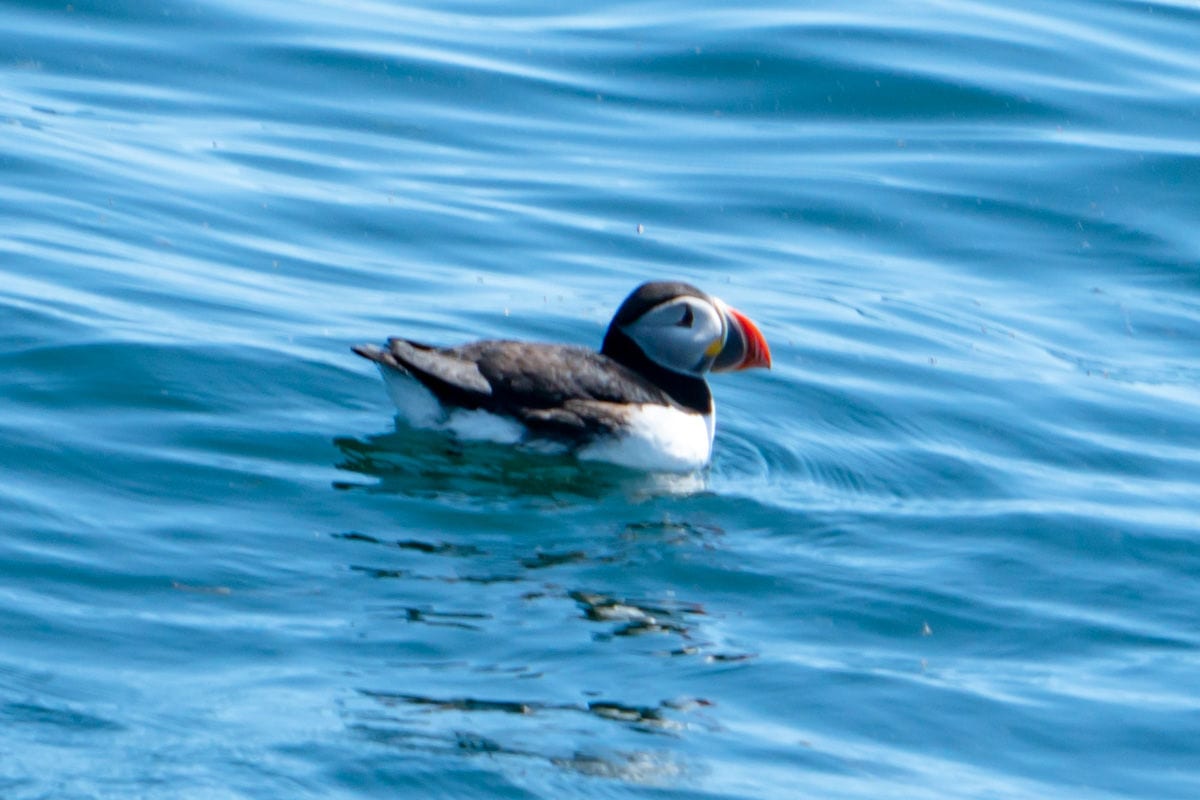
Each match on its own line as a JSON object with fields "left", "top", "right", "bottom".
{"left": 730, "top": 309, "right": 771, "bottom": 371}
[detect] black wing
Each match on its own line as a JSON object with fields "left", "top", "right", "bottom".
{"left": 354, "top": 339, "right": 674, "bottom": 440}
{"left": 353, "top": 340, "right": 493, "bottom": 410}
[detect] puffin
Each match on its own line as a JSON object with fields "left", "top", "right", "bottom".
{"left": 352, "top": 281, "right": 770, "bottom": 472}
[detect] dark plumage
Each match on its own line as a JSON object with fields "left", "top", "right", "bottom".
{"left": 352, "top": 339, "right": 674, "bottom": 441}
{"left": 353, "top": 281, "right": 770, "bottom": 470}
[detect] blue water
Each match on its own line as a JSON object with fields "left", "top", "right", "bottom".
{"left": 3, "top": 0, "right": 1199, "bottom": 797}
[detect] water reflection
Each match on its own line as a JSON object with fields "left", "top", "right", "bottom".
{"left": 332, "top": 426, "right": 708, "bottom": 501}
{"left": 333, "top": 507, "right": 745, "bottom": 783}
{"left": 349, "top": 688, "right": 704, "bottom": 784}
{"left": 357, "top": 689, "right": 708, "bottom": 734}
{"left": 334, "top": 532, "right": 486, "bottom": 558}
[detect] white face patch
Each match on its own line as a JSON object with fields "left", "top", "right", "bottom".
{"left": 621, "top": 296, "right": 726, "bottom": 375}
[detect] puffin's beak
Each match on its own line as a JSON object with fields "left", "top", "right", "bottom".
{"left": 712, "top": 305, "right": 772, "bottom": 372}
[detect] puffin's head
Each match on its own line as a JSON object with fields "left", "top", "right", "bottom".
{"left": 603, "top": 281, "right": 771, "bottom": 377}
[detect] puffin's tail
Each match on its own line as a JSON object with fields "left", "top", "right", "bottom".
{"left": 352, "top": 344, "right": 389, "bottom": 364}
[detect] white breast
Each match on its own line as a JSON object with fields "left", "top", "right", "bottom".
{"left": 379, "top": 365, "right": 714, "bottom": 472}
{"left": 578, "top": 404, "right": 714, "bottom": 473}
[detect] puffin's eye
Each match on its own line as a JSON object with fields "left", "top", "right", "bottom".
{"left": 677, "top": 305, "right": 694, "bottom": 328}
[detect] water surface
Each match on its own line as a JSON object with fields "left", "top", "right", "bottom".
{"left": 3, "top": 1, "right": 1200, "bottom": 797}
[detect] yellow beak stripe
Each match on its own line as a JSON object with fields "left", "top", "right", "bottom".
{"left": 704, "top": 338, "right": 724, "bottom": 358}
